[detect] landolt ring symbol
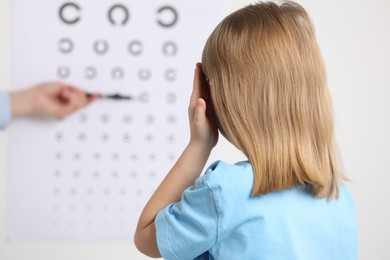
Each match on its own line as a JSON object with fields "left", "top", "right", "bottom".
{"left": 108, "top": 4, "right": 130, "bottom": 26}
{"left": 157, "top": 6, "right": 178, "bottom": 28}
{"left": 59, "top": 2, "right": 81, "bottom": 25}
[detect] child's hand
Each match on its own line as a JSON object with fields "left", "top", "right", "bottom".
{"left": 10, "top": 82, "right": 99, "bottom": 119}
{"left": 188, "top": 63, "right": 219, "bottom": 149}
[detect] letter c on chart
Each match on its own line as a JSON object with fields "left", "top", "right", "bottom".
{"left": 108, "top": 4, "right": 130, "bottom": 26}
{"left": 156, "top": 6, "right": 178, "bottom": 28}
{"left": 59, "top": 2, "right": 81, "bottom": 25}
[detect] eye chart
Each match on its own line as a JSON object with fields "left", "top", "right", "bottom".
{"left": 7, "top": 0, "right": 223, "bottom": 241}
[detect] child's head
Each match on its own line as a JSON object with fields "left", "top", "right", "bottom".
{"left": 202, "top": 1, "right": 344, "bottom": 199}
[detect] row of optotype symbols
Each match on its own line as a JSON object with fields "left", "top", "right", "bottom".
{"left": 57, "top": 66, "right": 177, "bottom": 81}
{"left": 59, "top": 3, "right": 179, "bottom": 28}
{"left": 54, "top": 132, "right": 177, "bottom": 143}
{"left": 54, "top": 151, "right": 177, "bottom": 162}
{"left": 59, "top": 38, "right": 178, "bottom": 57}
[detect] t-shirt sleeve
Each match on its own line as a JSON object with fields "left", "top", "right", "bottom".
{"left": 0, "top": 92, "right": 12, "bottom": 130}
{"left": 155, "top": 174, "right": 219, "bottom": 260}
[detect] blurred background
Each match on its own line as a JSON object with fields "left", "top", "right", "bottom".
{"left": 1, "top": 0, "right": 389, "bottom": 259}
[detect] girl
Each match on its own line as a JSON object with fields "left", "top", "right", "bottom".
{"left": 135, "top": 1, "right": 358, "bottom": 259}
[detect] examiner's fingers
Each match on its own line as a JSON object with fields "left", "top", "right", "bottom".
{"left": 54, "top": 87, "right": 95, "bottom": 118}
{"left": 85, "top": 93, "right": 99, "bottom": 104}
{"left": 63, "top": 86, "right": 97, "bottom": 107}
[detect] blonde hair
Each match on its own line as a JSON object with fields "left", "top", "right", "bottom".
{"left": 202, "top": 1, "right": 345, "bottom": 199}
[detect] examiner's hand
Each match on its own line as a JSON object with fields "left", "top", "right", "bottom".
{"left": 10, "top": 82, "right": 99, "bottom": 119}
{"left": 188, "top": 63, "right": 219, "bottom": 149}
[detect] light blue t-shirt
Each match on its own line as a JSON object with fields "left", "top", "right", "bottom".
{"left": 155, "top": 160, "right": 358, "bottom": 260}
{"left": 0, "top": 92, "right": 12, "bottom": 130}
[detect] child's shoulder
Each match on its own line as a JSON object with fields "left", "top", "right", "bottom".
{"left": 198, "top": 160, "right": 254, "bottom": 195}
{"left": 204, "top": 160, "right": 253, "bottom": 179}
{"left": 205, "top": 160, "right": 252, "bottom": 175}
{"left": 198, "top": 161, "right": 355, "bottom": 206}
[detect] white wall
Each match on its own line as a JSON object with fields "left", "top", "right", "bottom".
{"left": 1, "top": 0, "right": 389, "bottom": 259}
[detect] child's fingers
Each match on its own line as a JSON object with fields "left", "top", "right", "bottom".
{"left": 194, "top": 98, "right": 207, "bottom": 124}
{"left": 189, "top": 64, "right": 202, "bottom": 120}
{"left": 190, "top": 63, "right": 202, "bottom": 106}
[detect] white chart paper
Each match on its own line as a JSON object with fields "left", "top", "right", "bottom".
{"left": 7, "top": 0, "right": 223, "bottom": 241}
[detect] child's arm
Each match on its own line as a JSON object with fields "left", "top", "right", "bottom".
{"left": 134, "top": 63, "right": 218, "bottom": 258}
